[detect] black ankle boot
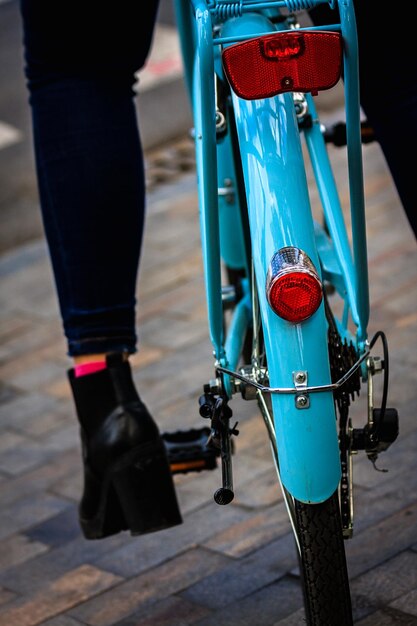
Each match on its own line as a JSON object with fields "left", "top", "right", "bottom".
{"left": 68, "top": 353, "right": 182, "bottom": 539}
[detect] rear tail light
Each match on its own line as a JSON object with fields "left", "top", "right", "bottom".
{"left": 266, "top": 247, "right": 323, "bottom": 323}
{"left": 222, "top": 31, "right": 342, "bottom": 100}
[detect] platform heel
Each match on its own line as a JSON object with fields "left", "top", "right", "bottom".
{"left": 68, "top": 353, "right": 182, "bottom": 539}
{"left": 110, "top": 440, "right": 182, "bottom": 535}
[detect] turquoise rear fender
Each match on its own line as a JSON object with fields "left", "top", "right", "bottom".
{"left": 222, "top": 15, "right": 341, "bottom": 503}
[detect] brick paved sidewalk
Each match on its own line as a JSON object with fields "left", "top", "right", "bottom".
{"left": 0, "top": 138, "right": 416, "bottom": 626}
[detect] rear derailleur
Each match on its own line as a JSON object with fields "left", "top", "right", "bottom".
{"left": 330, "top": 328, "right": 399, "bottom": 538}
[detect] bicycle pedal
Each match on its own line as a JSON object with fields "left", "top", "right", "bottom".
{"left": 323, "top": 121, "right": 376, "bottom": 147}
{"left": 162, "top": 427, "right": 220, "bottom": 475}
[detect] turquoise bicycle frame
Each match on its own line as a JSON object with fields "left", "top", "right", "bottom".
{"left": 174, "top": 0, "right": 369, "bottom": 503}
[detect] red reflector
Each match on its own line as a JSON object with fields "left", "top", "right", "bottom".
{"left": 268, "top": 271, "right": 323, "bottom": 323}
{"left": 222, "top": 31, "right": 342, "bottom": 100}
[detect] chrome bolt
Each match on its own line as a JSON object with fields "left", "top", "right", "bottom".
{"left": 295, "top": 371, "right": 306, "bottom": 385}
{"left": 296, "top": 394, "right": 309, "bottom": 409}
{"left": 208, "top": 377, "right": 221, "bottom": 394}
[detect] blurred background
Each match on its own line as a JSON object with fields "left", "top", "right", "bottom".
{"left": 0, "top": 0, "right": 195, "bottom": 254}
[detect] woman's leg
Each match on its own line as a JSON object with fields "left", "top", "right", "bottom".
{"left": 309, "top": 2, "right": 417, "bottom": 238}
{"left": 352, "top": 1, "right": 417, "bottom": 238}
{"left": 19, "top": 0, "right": 160, "bottom": 355}
{"left": 19, "top": 0, "right": 182, "bottom": 538}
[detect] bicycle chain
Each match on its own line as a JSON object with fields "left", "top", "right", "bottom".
{"left": 328, "top": 325, "right": 361, "bottom": 535}
{"left": 328, "top": 329, "right": 361, "bottom": 406}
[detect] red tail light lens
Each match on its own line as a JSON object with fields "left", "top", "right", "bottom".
{"left": 266, "top": 248, "right": 323, "bottom": 323}
{"left": 262, "top": 34, "right": 304, "bottom": 60}
{"left": 222, "top": 31, "right": 342, "bottom": 100}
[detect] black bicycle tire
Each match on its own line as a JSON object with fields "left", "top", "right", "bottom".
{"left": 294, "top": 491, "right": 353, "bottom": 625}
{"left": 250, "top": 291, "right": 352, "bottom": 622}
{"left": 254, "top": 340, "right": 352, "bottom": 623}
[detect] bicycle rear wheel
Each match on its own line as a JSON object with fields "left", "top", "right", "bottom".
{"left": 294, "top": 491, "right": 353, "bottom": 625}
{"left": 252, "top": 285, "right": 353, "bottom": 625}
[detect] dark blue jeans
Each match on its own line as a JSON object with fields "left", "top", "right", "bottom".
{"left": 19, "top": 0, "right": 160, "bottom": 356}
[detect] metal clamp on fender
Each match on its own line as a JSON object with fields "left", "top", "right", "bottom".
{"left": 216, "top": 346, "right": 371, "bottom": 395}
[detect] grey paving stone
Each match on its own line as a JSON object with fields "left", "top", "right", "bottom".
{"left": 346, "top": 502, "right": 417, "bottom": 579}
{"left": 0, "top": 240, "right": 47, "bottom": 281}
{"left": 0, "top": 317, "right": 64, "bottom": 362}
{"left": 389, "top": 589, "right": 417, "bottom": 619}
{"left": 139, "top": 315, "right": 209, "bottom": 352}
{"left": 203, "top": 502, "right": 291, "bottom": 558}
{"left": 0, "top": 437, "right": 53, "bottom": 476}
{"left": 0, "top": 382, "right": 18, "bottom": 407}
{"left": 48, "top": 467, "right": 82, "bottom": 504}
{"left": 0, "top": 449, "right": 78, "bottom": 508}
{"left": 94, "top": 502, "right": 251, "bottom": 578}
{"left": 192, "top": 576, "right": 303, "bottom": 626}
{"left": 40, "top": 424, "right": 79, "bottom": 455}
{"left": 42, "top": 617, "right": 85, "bottom": 626}
{"left": 272, "top": 608, "right": 306, "bottom": 626}
{"left": 0, "top": 534, "right": 48, "bottom": 570}
{"left": 180, "top": 533, "right": 298, "bottom": 610}
{"left": 0, "top": 530, "right": 128, "bottom": 595}
{"left": 112, "top": 595, "right": 210, "bottom": 626}
{"left": 350, "top": 551, "right": 417, "bottom": 622}
{"left": 0, "top": 391, "right": 64, "bottom": 431}
{"left": 0, "top": 565, "right": 122, "bottom": 626}
{"left": 0, "top": 429, "right": 28, "bottom": 454}
{"left": 0, "top": 492, "right": 72, "bottom": 542}
{"left": 0, "top": 588, "right": 16, "bottom": 608}
{"left": 9, "top": 361, "right": 67, "bottom": 394}
{"left": 355, "top": 608, "right": 417, "bottom": 625}
{"left": 351, "top": 470, "right": 417, "bottom": 536}
{"left": 69, "top": 547, "right": 230, "bottom": 626}
{"left": 25, "top": 507, "right": 81, "bottom": 549}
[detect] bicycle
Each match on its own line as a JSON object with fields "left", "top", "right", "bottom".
{"left": 160, "top": 0, "right": 400, "bottom": 623}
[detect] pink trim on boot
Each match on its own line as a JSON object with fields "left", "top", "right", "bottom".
{"left": 74, "top": 360, "right": 107, "bottom": 378}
